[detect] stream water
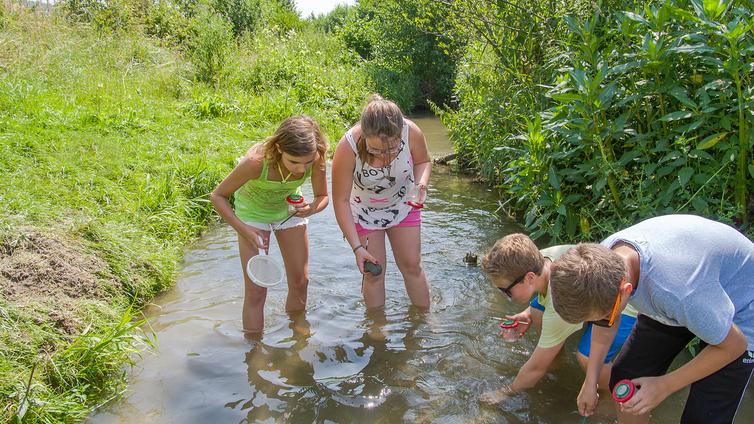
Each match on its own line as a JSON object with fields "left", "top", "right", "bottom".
{"left": 90, "top": 116, "right": 752, "bottom": 423}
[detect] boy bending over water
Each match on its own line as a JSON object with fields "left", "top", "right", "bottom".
{"left": 551, "top": 214, "right": 753, "bottom": 423}
{"left": 480, "top": 234, "right": 637, "bottom": 404}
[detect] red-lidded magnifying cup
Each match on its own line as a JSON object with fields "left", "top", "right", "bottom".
{"left": 612, "top": 379, "right": 636, "bottom": 403}
{"left": 286, "top": 194, "right": 305, "bottom": 206}
{"left": 499, "top": 319, "right": 520, "bottom": 341}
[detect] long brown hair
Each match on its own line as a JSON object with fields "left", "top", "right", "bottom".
{"left": 357, "top": 94, "right": 404, "bottom": 164}
{"left": 258, "top": 115, "right": 327, "bottom": 167}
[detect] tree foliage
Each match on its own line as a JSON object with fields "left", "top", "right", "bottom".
{"left": 434, "top": 0, "right": 753, "bottom": 239}
{"left": 328, "top": 0, "right": 461, "bottom": 112}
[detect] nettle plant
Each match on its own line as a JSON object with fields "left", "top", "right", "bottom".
{"left": 514, "top": 0, "right": 753, "bottom": 240}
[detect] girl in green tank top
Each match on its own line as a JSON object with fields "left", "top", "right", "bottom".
{"left": 210, "top": 116, "right": 329, "bottom": 334}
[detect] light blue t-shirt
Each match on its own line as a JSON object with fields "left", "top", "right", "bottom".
{"left": 602, "top": 214, "right": 754, "bottom": 350}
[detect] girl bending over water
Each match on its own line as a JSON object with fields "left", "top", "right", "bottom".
{"left": 331, "top": 95, "right": 432, "bottom": 310}
{"left": 211, "top": 116, "right": 329, "bottom": 333}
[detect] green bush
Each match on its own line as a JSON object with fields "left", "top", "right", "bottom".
{"left": 62, "top": 0, "right": 133, "bottom": 32}
{"left": 438, "top": 0, "right": 754, "bottom": 239}
{"left": 144, "top": 0, "right": 191, "bottom": 44}
{"left": 331, "top": 0, "right": 458, "bottom": 112}
{"left": 187, "top": 4, "right": 233, "bottom": 84}
{"left": 527, "top": 0, "right": 754, "bottom": 237}
{"left": 211, "top": 0, "right": 262, "bottom": 36}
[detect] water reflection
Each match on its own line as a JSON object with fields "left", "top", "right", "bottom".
{"left": 231, "top": 308, "right": 429, "bottom": 422}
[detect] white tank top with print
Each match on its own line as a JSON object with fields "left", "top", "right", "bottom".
{"left": 345, "top": 121, "right": 415, "bottom": 230}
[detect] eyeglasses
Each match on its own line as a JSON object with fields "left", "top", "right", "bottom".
{"left": 498, "top": 273, "right": 527, "bottom": 299}
{"left": 366, "top": 139, "right": 401, "bottom": 156}
{"left": 590, "top": 291, "right": 622, "bottom": 327}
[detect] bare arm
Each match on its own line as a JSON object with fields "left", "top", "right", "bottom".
{"left": 407, "top": 120, "right": 432, "bottom": 189}
{"left": 210, "top": 152, "right": 268, "bottom": 249}
{"left": 331, "top": 139, "right": 359, "bottom": 250}
{"left": 512, "top": 342, "right": 565, "bottom": 390}
{"left": 480, "top": 340, "right": 565, "bottom": 404}
{"left": 331, "top": 138, "right": 378, "bottom": 273}
{"left": 622, "top": 323, "right": 747, "bottom": 416}
{"left": 295, "top": 154, "right": 329, "bottom": 217}
{"left": 578, "top": 318, "right": 620, "bottom": 416}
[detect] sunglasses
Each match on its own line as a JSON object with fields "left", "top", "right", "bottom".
{"left": 498, "top": 273, "right": 527, "bottom": 299}
{"left": 590, "top": 291, "right": 622, "bottom": 327}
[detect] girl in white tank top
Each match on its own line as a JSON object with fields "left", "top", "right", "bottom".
{"left": 331, "top": 95, "right": 432, "bottom": 311}
{"left": 345, "top": 121, "right": 415, "bottom": 230}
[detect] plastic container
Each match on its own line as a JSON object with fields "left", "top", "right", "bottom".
{"left": 499, "top": 319, "right": 520, "bottom": 342}
{"left": 612, "top": 379, "right": 636, "bottom": 403}
{"left": 272, "top": 194, "right": 306, "bottom": 231}
{"left": 286, "top": 194, "right": 305, "bottom": 211}
{"left": 405, "top": 184, "right": 424, "bottom": 209}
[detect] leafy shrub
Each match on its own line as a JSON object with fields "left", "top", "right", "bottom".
{"left": 442, "top": 0, "right": 754, "bottom": 239}
{"left": 62, "top": 0, "right": 133, "bottom": 32}
{"left": 186, "top": 4, "right": 233, "bottom": 84}
{"left": 144, "top": 0, "right": 191, "bottom": 44}
{"left": 211, "top": 0, "right": 262, "bottom": 36}
{"left": 332, "top": 0, "right": 459, "bottom": 112}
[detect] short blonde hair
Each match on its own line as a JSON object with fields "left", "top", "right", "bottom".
{"left": 550, "top": 243, "right": 626, "bottom": 323}
{"left": 481, "top": 233, "right": 544, "bottom": 281}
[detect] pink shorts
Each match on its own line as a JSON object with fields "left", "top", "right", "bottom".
{"left": 355, "top": 209, "right": 421, "bottom": 237}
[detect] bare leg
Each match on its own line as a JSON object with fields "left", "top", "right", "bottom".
{"left": 239, "top": 230, "right": 271, "bottom": 334}
{"left": 576, "top": 352, "right": 613, "bottom": 394}
{"left": 360, "top": 231, "right": 388, "bottom": 309}
{"left": 365, "top": 306, "right": 388, "bottom": 341}
{"left": 274, "top": 224, "right": 309, "bottom": 313}
{"left": 386, "top": 225, "right": 430, "bottom": 308}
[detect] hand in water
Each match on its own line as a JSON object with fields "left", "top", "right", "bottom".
{"left": 479, "top": 387, "right": 510, "bottom": 405}
{"left": 506, "top": 310, "right": 532, "bottom": 335}
{"left": 577, "top": 381, "right": 599, "bottom": 417}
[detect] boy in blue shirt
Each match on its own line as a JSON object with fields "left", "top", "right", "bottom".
{"left": 550, "top": 215, "right": 753, "bottom": 423}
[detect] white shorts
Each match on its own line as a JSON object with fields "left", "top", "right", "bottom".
{"left": 244, "top": 216, "right": 308, "bottom": 232}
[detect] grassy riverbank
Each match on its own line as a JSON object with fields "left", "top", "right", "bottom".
{"left": 0, "top": 4, "right": 370, "bottom": 421}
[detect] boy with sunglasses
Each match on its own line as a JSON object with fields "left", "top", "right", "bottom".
{"left": 479, "top": 233, "right": 638, "bottom": 405}
{"left": 550, "top": 214, "right": 754, "bottom": 423}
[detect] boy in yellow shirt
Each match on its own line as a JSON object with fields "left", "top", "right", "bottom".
{"left": 479, "top": 234, "right": 637, "bottom": 404}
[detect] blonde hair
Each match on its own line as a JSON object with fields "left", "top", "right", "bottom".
{"left": 550, "top": 243, "right": 626, "bottom": 323}
{"left": 481, "top": 233, "right": 545, "bottom": 281}
{"left": 357, "top": 94, "right": 404, "bottom": 164}
{"left": 259, "top": 115, "right": 327, "bottom": 166}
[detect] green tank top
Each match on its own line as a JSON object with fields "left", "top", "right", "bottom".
{"left": 234, "top": 159, "right": 312, "bottom": 223}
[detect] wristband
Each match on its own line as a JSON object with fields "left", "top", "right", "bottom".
{"left": 352, "top": 244, "right": 365, "bottom": 253}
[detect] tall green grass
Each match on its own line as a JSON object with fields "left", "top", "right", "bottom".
{"left": 0, "top": 4, "right": 371, "bottom": 421}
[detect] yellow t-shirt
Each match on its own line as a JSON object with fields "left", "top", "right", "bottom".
{"left": 535, "top": 245, "right": 638, "bottom": 349}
